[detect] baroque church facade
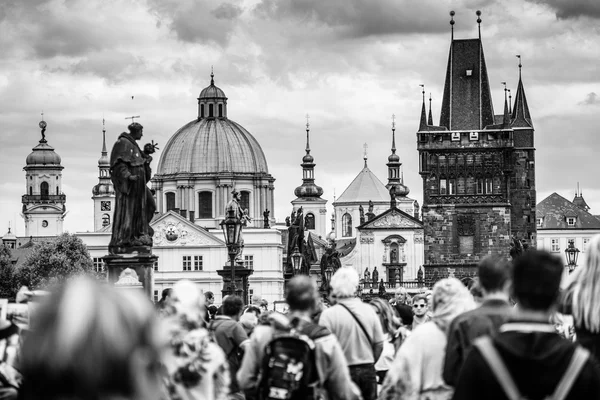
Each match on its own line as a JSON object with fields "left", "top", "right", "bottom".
{"left": 417, "top": 14, "right": 537, "bottom": 284}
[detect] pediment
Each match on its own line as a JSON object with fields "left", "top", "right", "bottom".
{"left": 358, "top": 208, "right": 423, "bottom": 230}
{"left": 151, "top": 211, "right": 224, "bottom": 247}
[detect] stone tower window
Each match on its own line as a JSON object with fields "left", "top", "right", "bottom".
{"left": 305, "top": 213, "right": 315, "bottom": 230}
{"left": 40, "top": 181, "right": 49, "bottom": 198}
{"left": 200, "top": 104, "right": 205, "bottom": 118}
{"left": 209, "top": 104, "right": 214, "bottom": 118}
{"left": 165, "top": 192, "right": 176, "bottom": 212}
{"left": 218, "top": 104, "right": 223, "bottom": 117}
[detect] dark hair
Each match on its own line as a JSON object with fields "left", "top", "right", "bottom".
{"left": 222, "top": 295, "right": 244, "bottom": 317}
{"left": 512, "top": 250, "right": 563, "bottom": 311}
{"left": 478, "top": 255, "right": 511, "bottom": 293}
{"left": 204, "top": 291, "right": 214, "bottom": 300}
{"left": 128, "top": 122, "right": 143, "bottom": 132}
{"left": 395, "top": 303, "right": 414, "bottom": 326}
{"left": 161, "top": 288, "right": 172, "bottom": 300}
{"left": 285, "top": 276, "right": 317, "bottom": 312}
{"left": 412, "top": 294, "right": 427, "bottom": 304}
{"left": 469, "top": 279, "right": 483, "bottom": 300}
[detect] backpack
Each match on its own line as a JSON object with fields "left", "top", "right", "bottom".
{"left": 258, "top": 315, "right": 329, "bottom": 400}
{"left": 475, "top": 336, "right": 589, "bottom": 400}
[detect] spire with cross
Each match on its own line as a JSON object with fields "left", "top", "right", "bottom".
{"left": 363, "top": 143, "right": 368, "bottom": 168}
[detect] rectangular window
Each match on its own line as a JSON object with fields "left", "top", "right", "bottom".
{"left": 583, "top": 238, "right": 590, "bottom": 252}
{"left": 439, "top": 179, "right": 447, "bottom": 195}
{"left": 476, "top": 179, "right": 484, "bottom": 195}
{"left": 153, "top": 290, "right": 159, "bottom": 303}
{"left": 92, "top": 257, "right": 104, "bottom": 273}
{"left": 551, "top": 239, "right": 560, "bottom": 252}
{"left": 194, "top": 255, "right": 203, "bottom": 271}
{"left": 536, "top": 218, "right": 543, "bottom": 227}
{"left": 567, "top": 217, "right": 576, "bottom": 226}
{"left": 244, "top": 255, "right": 254, "bottom": 270}
{"left": 166, "top": 192, "right": 176, "bottom": 212}
{"left": 240, "top": 191, "right": 250, "bottom": 213}
{"left": 448, "top": 179, "right": 456, "bottom": 195}
{"left": 182, "top": 256, "right": 192, "bottom": 271}
{"left": 154, "top": 261, "right": 158, "bottom": 272}
{"left": 459, "top": 236, "right": 474, "bottom": 255}
{"left": 485, "top": 178, "right": 493, "bottom": 194}
{"left": 198, "top": 192, "right": 213, "bottom": 219}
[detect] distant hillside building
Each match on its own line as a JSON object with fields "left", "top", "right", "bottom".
{"left": 417, "top": 14, "right": 536, "bottom": 284}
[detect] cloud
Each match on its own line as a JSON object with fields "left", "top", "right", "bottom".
{"left": 526, "top": 0, "right": 600, "bottom": 19}
{"left": 148, "top": 0, "right": 243, "bottom": 46}
{"left": 579, "top": 92, "right": 600, "bottom": 105}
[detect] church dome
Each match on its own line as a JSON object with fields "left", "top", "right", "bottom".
{"left": 26, "top": 141, "right": 62, "bottom": 166}
{"left": 388, "top": 153, "right": 400, "bottom": 163}
{"left": 157, "top": 118, "right": 269, "bottom": 175}
{"left": 92, "top": 183, "right": 114, "bottom": 196}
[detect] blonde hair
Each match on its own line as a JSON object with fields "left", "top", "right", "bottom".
{"left": 572, "top": 234, "right": 600, "bottom": 332}
{"left": 21, "top": 278, "right": 162, "bottom": 399}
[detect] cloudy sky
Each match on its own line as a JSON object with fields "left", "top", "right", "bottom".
{"left": 1, "top": 0, "right": 599, "bottom": 236}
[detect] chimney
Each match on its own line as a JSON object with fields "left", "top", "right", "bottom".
{"left": 180, "top": 209, "right": 187, "bottom": 218}
{"left": 189, "top": 211, "right": 195, "bottom": 222}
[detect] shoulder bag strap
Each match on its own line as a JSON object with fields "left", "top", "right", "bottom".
{"left": 552, "top": 347, "right": 589, "bottom": 400}
{"left": 474, "top": 337, "right": 521, "bottom": 400}
{"left": 338, "top": 303, "right": 372, "bottom": 348}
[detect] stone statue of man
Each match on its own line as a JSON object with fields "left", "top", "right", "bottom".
{"left": 108, "top": 122, "right": 157, "bottom": 254}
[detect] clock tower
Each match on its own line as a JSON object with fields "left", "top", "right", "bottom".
{"left": 22, "top": 119, "right": 67, "bottom": 237}
{"left": 92, "top": 122, "right": 115, "bottom": 231}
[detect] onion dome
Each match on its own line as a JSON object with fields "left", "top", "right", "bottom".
{"left": 386, "top": 121, "right": 408, "bottom": 196}
{"left": 25, "top": 120, "right": 62, "bottom": 167}
{"left": 294, "top": 122, "right": 323, "bottom": 198}
{"left": 92, "top": 125, "right": 115, "bottom": 196}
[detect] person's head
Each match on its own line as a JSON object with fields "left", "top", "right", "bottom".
{"left": 222, "top": 295, "right": 244, "bottom": 320}
{"left": 469, "top": 278, "right": 484, "bottom": 305}
{"left": 478, "top": 255, "right": 511, "bottom": 295}
{"left": 394, "top": 303, "right": 414, "bottom": 327}
{"left": 204, "top": 291, "right": 214, "bottom": 305}
{"left": 512, "top": 250, "right": 563, "bottom": 312}
{"left": 573, "top": 234, "right": 600, "bottom": 331}
{"left": 370, "top": 298, "right": 397, "bottom": 334}
{"left": 251, "top": 293, "right": 262, "bottom": 305}
{"left": 395, "top": 287, "right": 407, "bottom": 304}
{"left": 21, "top": 278, "right": 166, "bottom": 400}
{"left": 260, "top": 299, "right": 268, "bottom": 310}
{"left": 412, "top": 294, "right": 428, "bottom": 317}
{"left": 285, "top": 275, "right": 319, "bottom": 313}
{"left": 161, "top": 288, "right": 173, "bottom": 301}
{"left": 330, "top": 267, "right": 359, "bottom": 299}
{"left": 239, "top": 312, "right": 258, "bottom": 336}
{"left": 170, "top": 280, "right": 205, "bottom": 328}
{"left": 431, "top": 278, "right": 476, "bottom": 332}
{"left": 128, "top": 122, "right": 143, "bottom": 140}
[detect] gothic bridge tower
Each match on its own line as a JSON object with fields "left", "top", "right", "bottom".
{"left": 416, "top": 11, "right": 536, "bottom": 285}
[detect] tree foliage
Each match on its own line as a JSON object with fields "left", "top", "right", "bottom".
{"left": 0, "top": 246, "right": 17, "bottom": 299}
{"left": 18, "top": 233, "right": 97, "bottom": 290}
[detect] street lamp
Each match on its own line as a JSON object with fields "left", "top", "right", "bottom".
{"left": 325, "top": 265, "right": 333, "bottom": 285}
{"left": 291, "top": 246, "right": 303, "bottom": 275}
{"left": 220, "top": 208, "right": 242, "bottom": 295}
{"left": 565, "top": 240, "right": 580, "bottom": 274}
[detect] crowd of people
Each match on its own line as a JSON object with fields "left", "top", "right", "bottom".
{"left": 3, "top": 235, "right": 600, "bottom": 399}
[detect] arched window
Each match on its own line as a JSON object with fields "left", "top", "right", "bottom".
{"left": 305, "top": 213, "right": 315, "bottom": 230}
{"left": 102, "top": 214, "right": 110, "bottom": 227}
{"left": 56, "top": 186, "right": 59, "bottom": 195}
{"left": 209, "top": 104, "right": 214, "bottom": 118}
{"left": 40, "top": 182, "right": 49, "bottom": 198}
{"left": 165, "top": 192, "right": 176, "bottom": 212}
{"left": 200, "top": 104, "right": 205, "bottom": 118}
{"left": 342, "top": 213, "right": 352, "bottom": 237}
{"left": 29, "top": 187, "right": 32, "bottom": 196}
{"left": 218, "top": 104, "right": 223, "bottom": 117}
{"left": 198, "top": 191, "right": 213, "bottom": 218}
{"left": 240, "top": 191, "right": 250, "bottom": 213}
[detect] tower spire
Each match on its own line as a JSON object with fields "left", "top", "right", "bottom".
{"left": 419, "top": 84, "right": 427, "bottom": 131}
{"left": 210, "top": 66, "right": 214, "bottom": 85}
{"left": 391, "top": 114, "right": 396, "bottom": 153}
{"left": 508, "top": 89, "right": 512, "bottom": 114}
{"left": 305, "top": 114, "right": 310, "bottom": 153}
{"left": 294, "top": 118, "right": 323, "bottom": 200}
{"left": 450, "top": 11, "right": 455, "bottom": 40}
{"left": 511, "top": 54, "right": 533, "bottom": 128}
{"left": 502, "top": 82, "right": 510, "bottom": 126}
{"left": 363, "top": 143, "right": 368, "bottom": 168}
{"left": 101, "top": 117, "right": 107, "bottom": 155}
{"left": 476, "top": 10, "right": 482, "bottom": 39}
{"left": 428, "top": 93, "right": 434, "bottom": 126}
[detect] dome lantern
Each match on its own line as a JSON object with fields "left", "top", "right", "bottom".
{"left": 197, "top": 69, "right": 228, "bottom": 120}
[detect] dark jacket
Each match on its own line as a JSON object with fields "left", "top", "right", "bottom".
{"left": 452, "top": 320, "right": 600, "bottom": 400}
{"left": 444, "top": 298, "right": 512, "bottom": 386}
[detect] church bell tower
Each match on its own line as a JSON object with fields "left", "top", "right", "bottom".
{"left": 92, "top": 120, "right": 115, "bottom": 231}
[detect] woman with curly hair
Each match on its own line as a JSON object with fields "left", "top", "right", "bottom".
{"left": 379, "top": 278, "right": 475, "bottom": 400}
{"left": 163, "top": 280, "right": 230, "bottom": 400}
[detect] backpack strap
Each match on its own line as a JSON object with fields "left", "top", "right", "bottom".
{"left": 552, "top": 347, "right": 589, "bottom": 400}
{"left": 474, "top": 337, "right": 521, "bottom": 400}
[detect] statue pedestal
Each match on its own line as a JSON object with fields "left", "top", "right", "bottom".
{"left": 103, "top": 253, "right": 157, "bottom": 299}
{"left": 216, "top": 263, "right": 253, "bottom": 304}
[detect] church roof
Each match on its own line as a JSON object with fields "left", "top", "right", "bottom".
{"left": 537, "top": 193, "right": 600, "bottom": 229}
{"left": 335, "top": 165, "right": 390, "bottom": 204}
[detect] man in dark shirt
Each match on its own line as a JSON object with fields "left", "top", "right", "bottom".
{"left": 208, "top": 295, "right": 249, "bottom": 399}
{"left": 452, "top": 250, "right": 600, "bottom": 400}
{"left": 444, "top": 255, "right": 512, "bottom": 386}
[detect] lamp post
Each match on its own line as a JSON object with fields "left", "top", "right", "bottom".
{"left": 565, "top": 239, "right": 580, "bottom": 274}
{"left": 220, "top": 208, "right": 242, "bottom": 295}
{"left": 291, "top": 246, "right": 303, "bottom": 275}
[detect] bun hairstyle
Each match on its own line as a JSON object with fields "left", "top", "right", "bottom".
{"left": 21, "top": 278, "right": 162, "bottom": 400}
